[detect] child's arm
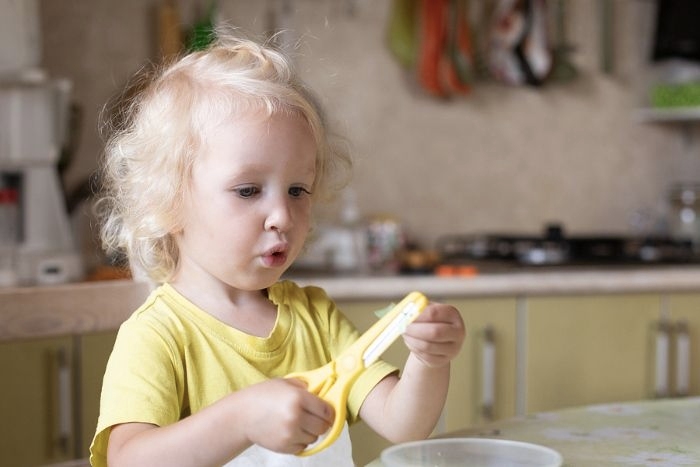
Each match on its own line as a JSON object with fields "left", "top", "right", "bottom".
{"left": 107, "top": 377, "right": 334, "bottom": 466}
{"left": 359, "top": 302, "right": 465, "bottom": 442}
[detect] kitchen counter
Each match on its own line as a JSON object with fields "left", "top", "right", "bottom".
{"left": 0, "top": 279, "right": 150, "bottom": 341}
{"left": 294, "top": 266, "right": 700, "bottom": 300}
{"left": 367, "top": 397, "right": 700, "bottom": 466}
{"left": 3, "top": 266, "right": 700, "bottom": 341}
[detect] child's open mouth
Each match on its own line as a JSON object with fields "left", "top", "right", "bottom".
{"left": 262, "top": 247, "right": 288, "bottom": 267}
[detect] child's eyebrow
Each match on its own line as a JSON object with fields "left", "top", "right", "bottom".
{"left": 217, "top": 161, "right": 266, "bottom": 177}
{"left": 220, "top": 163, "right": 316, "bottom": 182}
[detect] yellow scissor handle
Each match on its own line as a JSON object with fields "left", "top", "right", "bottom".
{"left": 286, "top": 360, "right": 354, "bottom": 457}
{"left": 285, "top": 292, "right": 429, "bottom": 457}
{"left": 352, "top": 291, "right": 428, "bottom": 366}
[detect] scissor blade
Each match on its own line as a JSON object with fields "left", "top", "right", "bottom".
{"left": 362, "top": 299, "right": 425, "bottom": 367}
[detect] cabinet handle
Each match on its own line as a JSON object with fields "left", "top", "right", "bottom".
{"left": 480, "top": 326, "right": 496, "bottom": 420}
{"left": 674, "top": 320, "right": 690, "bottom": 397}
{"left": 55, "top": 347, "right": 73, "bottom": 456}
{"left": 654, "top": 321, "right": 670, "bottom": 398}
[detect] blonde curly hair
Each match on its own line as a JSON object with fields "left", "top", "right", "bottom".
{"left": 96, "top": 33, "right": 350, "bottom": 283}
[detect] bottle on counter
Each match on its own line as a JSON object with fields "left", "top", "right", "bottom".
{"left": 331, "top": 189, "right": 369, "bottom": 274}
{"left": 668, "top": 182, "right": 700, "bottom": 251}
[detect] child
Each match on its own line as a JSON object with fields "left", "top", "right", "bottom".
{"left": 90, "top": 32, "right": 465, "bottom": 467}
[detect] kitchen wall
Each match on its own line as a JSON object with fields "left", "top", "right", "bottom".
{"left": 40, "top": 0, "right": 700, "bottom": 263}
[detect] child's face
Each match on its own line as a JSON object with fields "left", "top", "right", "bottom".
{"left": 175, "top": 111, "right": 316, "bottom": 291}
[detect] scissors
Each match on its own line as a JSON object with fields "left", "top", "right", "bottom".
{"left": 286, "top": 291, "right": 429, "bottom": 456}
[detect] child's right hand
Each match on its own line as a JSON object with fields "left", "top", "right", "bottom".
{"left": 240, "top": 377, "right": 335, "bottom": 454}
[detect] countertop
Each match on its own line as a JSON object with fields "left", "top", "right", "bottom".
{"left": 293, "top": 265, "right": 700, "bottom": 300}
{"left": 3, "top": 266, "right": 700, "bottom": 341}
{"left": 367, "top": 397, "right": 700, "bottom": 466}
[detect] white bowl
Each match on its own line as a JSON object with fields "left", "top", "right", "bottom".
{"left": 380, "top": 438, "right": 563, "bottom": 467}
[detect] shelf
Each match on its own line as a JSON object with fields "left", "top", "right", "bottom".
{"left": 636, "top": 107, "right": 700, "bottom": 123}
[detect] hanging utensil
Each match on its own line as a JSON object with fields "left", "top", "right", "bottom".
{"left": 387, "top": 0, "right": 418, "bottom": 69}
{"left": 446, "top": 0, "right": 475, "bottom": 94}
{"left": 488, "top": 0, "right": 529, "bottom": 85}
{"left": 599, "top": 0, "right": 614, "bottom": 74}
{"left": 417, "top": 0, "right": 450, "bottom": 97}
{"left": 488, "top": 0, "right": 551, "bottom": 86}
{"left": 549, "top": 0, "right": 578, "bottom": 82}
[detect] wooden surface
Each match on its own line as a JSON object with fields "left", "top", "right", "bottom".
{"left": 0, "top": 280, "right": 150, "bottom": 342}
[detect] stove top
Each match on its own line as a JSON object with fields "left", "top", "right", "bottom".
{"left": 436, "top": 225, "right": 700, "bottom": 267}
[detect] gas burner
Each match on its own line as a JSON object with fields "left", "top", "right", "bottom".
{"left": 436, "top": 225, "right": 700, "bottom": 267}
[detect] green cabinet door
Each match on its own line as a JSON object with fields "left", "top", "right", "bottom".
{"left": 78, "top": 331, "right": 118, "bottom": 459}
{"left": 0, "top": 336, "right": 76, "bottom": 467}
{"left": 525, "top": 294, "right": 661, "bottom": 414}
{"left": 664, "top": 293, "right": 700, "bottom": 397}
{"left": 0, "top": 331, "right": 118, "bottom": 465}
{"left": 446, "top": 298, "right": 518, "bottom": 431}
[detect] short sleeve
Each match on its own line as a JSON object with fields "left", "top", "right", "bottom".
{"left": 89, "top": 316, "right": 184, "bottom": 467}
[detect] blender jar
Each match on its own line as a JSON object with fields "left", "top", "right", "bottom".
{"left": 0, "top": 175, "right": 20, "bottom": 286}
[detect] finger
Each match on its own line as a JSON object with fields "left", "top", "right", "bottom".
{"left": 318, "top": 402, "right": 335, "bottom": 426}
{"left": 300, "top": 409, "right": 333, "bottom": 438}
{"left": 403, "top": 333, "right": 457, "bottom": 356}
{"left": 404, "top": 337, "right": 457, "bottom": 365}
{"left": 298, "top": 390, "right": 335, "bottom": 425}
{"left": 414, "top": 303, "right": 463, "bottom": 325}
{"left": 283, "top": 378, "right": 335, "bottom": 426}
{"left": 405, "top": 321, "right": 462, "bottom": 344}
{"left": 284, "top": 376, "right": 309, "bottom": 391}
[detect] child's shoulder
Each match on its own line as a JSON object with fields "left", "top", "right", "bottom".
{"left": 122, "top": 283, "right": 190, "bottom": 330}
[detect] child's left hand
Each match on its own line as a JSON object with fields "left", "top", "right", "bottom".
{"left": 402, "top": 302, "right": 465, "bottom": 368}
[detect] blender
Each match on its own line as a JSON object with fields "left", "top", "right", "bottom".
{"left": 0, "top": 0, "right": 82, "bottom": 286}
{"left": 0, "top": 77, "right": 83, "bottom": 286}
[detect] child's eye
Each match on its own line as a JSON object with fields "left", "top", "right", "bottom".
{"left": 289, "top": 186, "right": 312, "bottom": 198}
{"left": 234, "top": 186, "right": 260, "bottom": 198}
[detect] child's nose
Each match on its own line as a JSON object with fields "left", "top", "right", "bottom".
{"left": 264, "top": 197, "right": 293, "bottom": 232}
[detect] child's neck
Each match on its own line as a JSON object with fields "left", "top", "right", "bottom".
{"left": 208, "top": 293, "right": 278, "bottom": 337}
{"left": 171, "top": 280, "right": 278, "bottom": 337}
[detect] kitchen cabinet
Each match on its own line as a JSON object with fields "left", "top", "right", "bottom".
{"left": 524, "top": 294, "right": 662, "bottom": 413}
{"left": 338, "top": 290, "right": 700, "bottom": 466}
{"left": 0, "top": 336, "right": 76, "bottom": 466}
{"left": 524, "top": 292, "right": 700, "bottom": 414}
{"left": 443, "top": 298, "right": 518, "bottom": 430}
{"left": 663, "top": 292, "right": 700, "bottom": 397}
{"left": 78, "top": 331, "right": 118, "bottom": 458}
{"left": 0, "top": 331, "right": 117, "bottom": 467}
{"left": 0, "top": 279, "right": 145, "bottom": 466}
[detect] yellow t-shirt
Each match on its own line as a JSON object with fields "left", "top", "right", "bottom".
{"left": 89, "top": 280, "right": 397, "bottom": 467}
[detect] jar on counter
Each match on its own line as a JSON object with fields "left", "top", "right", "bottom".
{"left": 668, "top": 183, "right": 700, "bottom": 249}
{"left": 366, "top": 215, "right": 405, "bottom": 274}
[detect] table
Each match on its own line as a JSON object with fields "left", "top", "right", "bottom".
{"left": 367, "top": 397, "right": 700, "bottom": 466}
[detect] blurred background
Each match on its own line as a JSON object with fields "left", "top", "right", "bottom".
{"left": 4, "top": 0, "right": 700, "bottom": 282}
{"left": 6, "top": 4, "right": 700, "bottom": 466}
